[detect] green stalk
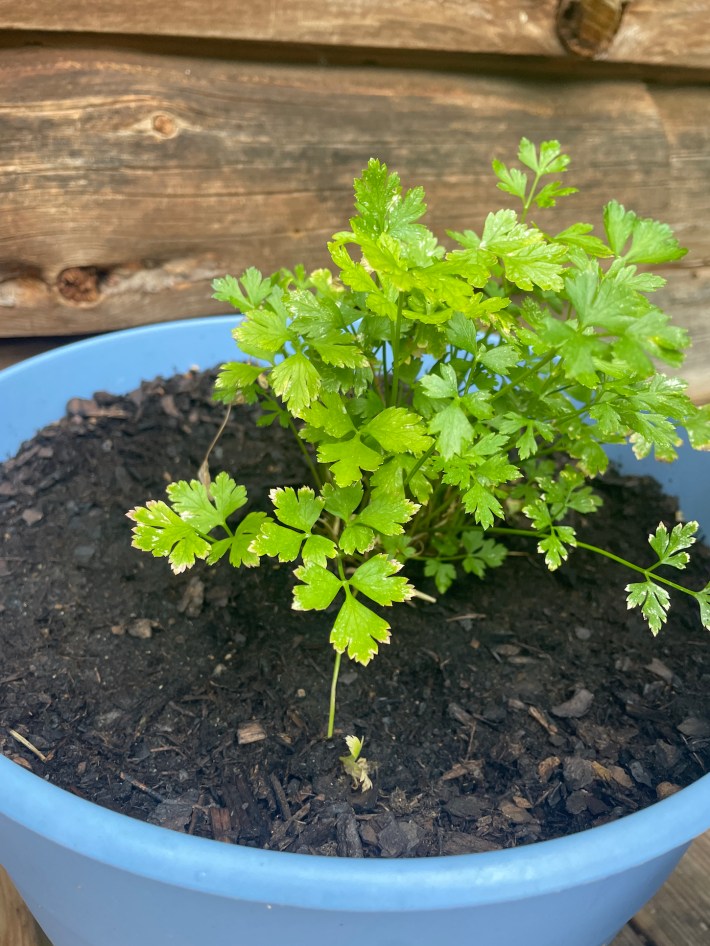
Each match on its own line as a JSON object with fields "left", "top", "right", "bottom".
{"left": 327, "top": 650, "right": 342, "bottom": 739}
{"left": 326, "top": 554, "right": 350, "bottom": 738}
{"left": 285, "top": 415, "right": 323, "bottom": 490}
{"left": 388, "top": 293, "right": 404, "bottom": 407}
{"left": 521, "top": 168, "right": 544, "bottom": 223}
{"left": 403, "top": 443, "right": 436, "bottom": 491}
{"left": 489, "top": 526, "right": 699, "bottom": 599}
{"left": 490, "top": 351, "right": 556, "bottom": 404}
{"left": 381, "top": 341, "right": 389, "bottom": 404}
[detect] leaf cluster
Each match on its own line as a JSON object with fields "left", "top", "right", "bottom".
{"left": 129, "top": 139, "right": 710, "bottom": 733}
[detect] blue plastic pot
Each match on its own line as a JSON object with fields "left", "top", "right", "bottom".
{"left": 1, "top": 317, "right": 708, "bottom": 946}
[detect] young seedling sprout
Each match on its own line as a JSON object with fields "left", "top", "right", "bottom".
{"left": 128, "top": 139, "right": 710, "bottom": 738}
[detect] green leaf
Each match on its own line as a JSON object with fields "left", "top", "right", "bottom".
{"left": 518, "top": 138, "right": 570, "bottom": 175}
{"left": 370, "top": 454, "right": 433, "bottom": 504}
{"left": 292, "top": 563, "right": 343, "bottom": 611}
{"left": 419, "top": 364, "right": 459, "bottom": 399}
{"left": 301, "top": 533, "right": 338, "bottom": 567}
{"left": 317, "top": 436, "right": 383, "bottom": 487}
{"left": 537, "top": 527, "right": 577, "bottom": 570}
{"left": 428, "top": 402, "right": 474, "bottom": 459}
{"left": 167, "top": 474, "right": 246, "bottom": 533}
{"left": 502, "top": 241, "right": 567, "bottom": 292}
{"left": 330, "top": 593, "right": 391, "bottom": 665}
{"left": 349, "top": 554, "right": 413, "bottom": 606}
{"left": 301, "top": 391, "right": 355, "bottom": 439}
{"left": 461, "top": 482, "right": 503, "bottom": 529}
{"left": 311, "top": 333, "right": 369, "bottom": 369}
{"left": 270, "top": 486, "right": 324, "bottom": 533}
{"left": 213, "top": 362, "right": 265, "bottom": 404}
{"left": 604, "top": 201, "right": 687, "bottom": 265}
{"left": 534, "top": 181, "right": 577, "bottom": 209}
{"left": 128, "top": 501, "right": 211, "bottom": 574}
{"left": 235, "top": 307, "right": 292, "bottom": 357}
{"left": 461, "top": 530, "right": 508, "bottom": 578}
{"left": 478, "top": 343, "right": 520, "bottom": 374}
{"left": 209, "top": 472, "right": 250, "bottom": 521}
{"left": 208, "top": 511, "right": 268, "bottom": 567}
{"left": 363, "top": 407, "right": 432, "bottom": 456}
{"left": 340, "top": 523, "right": 376, "bottom": 555}
{"left": 322, "top": 483, "right": 364, "bottom": 520}
{"left": 445, "top": 311, "right": 479, "bottom": 354}
{"left": 329, "top": 242, "right": 380, "bottom": 292}
{"left": 648, "top": 521, "right": 698, "bottom": 570}
{"left": 523, "top": 498, "right": 553, "bottom": 532}
{"left": 251, "top": 521, "right": 304, "bottom": 563}
{"left": 287, "top": 289, "right": 344, "bottom": 337}
{"left": 685, "top": 403, "right": 710, "bottom": 450}
{"left": 478, "top": 210, "right": 567, "bottom": 291}
{"left": 357, "top": 490, "right": 419, "bottom": 536}
{"left": 350, "top": 159, "right": 429, "bottom": 245}
{"left": 270, "top": 352, "right": 321, "bottom": 416}
{"left": 492, "top": 159, "right": 528, "bottom": 201}
{"left": 424, "top": 558, "right": 457, "bottom": 594}
{"left": 212, "top": 268, "right": 272, "bottom": 310}
{"left": 626, "top": 580, "right": 671, "bottom": 635}
{"left": 480, "top": 209, "right": 535, "bottom": 254}
{"left": 695, "top": 583, "right": 710, "bottom": 630}
{"left": 554, "top": 223, "right": 612, "bottom": 258}
{"left": 541, "top": 317, "right": 601, "bottom": 387}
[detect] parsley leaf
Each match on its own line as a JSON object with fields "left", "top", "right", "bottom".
{"left": 626, "top": 580, "right": 671, "bottom": 636}
{"left": 128, "top": 501, "right": 211, "bottom": 574}
{"left": 270, "top": 352, "right": 321, "bottom": 416}
{"left": 331, "top": 593, "right": 391, "bottom": 665}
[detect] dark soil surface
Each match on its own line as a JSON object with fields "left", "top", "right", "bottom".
{"left": 1, "top": 369, "right": 709, "bottom": 858}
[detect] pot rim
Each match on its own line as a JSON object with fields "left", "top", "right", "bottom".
{"left": 2, "top": 754, "right": 709, "bottom": 911}
{"left": 1, "top": 317, "right": 709, "bottom": 912}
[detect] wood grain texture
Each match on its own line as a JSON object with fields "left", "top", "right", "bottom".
{"left": 632, "top": 831, "right": 710, "bottom": 946}
{"left": 0, "top": 1, "right": 567, "bottom": 57}
{"left": 1, "top": 46, "right": 709, "bottom": 341}
{"left": 0, "top": 868, "right": 44, "bottom": 946}
{"left": 610, "top": 924, "right": 647, "bottom": 946}
{"left": 0, "top": 1, "right": 708, "bottom": 68}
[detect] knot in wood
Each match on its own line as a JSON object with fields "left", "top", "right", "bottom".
{"left": 56, "top": 266, "right": 101, "bottom": 304}
{"left": 152, "top": 113, "right": 177, "bottom": 138}
{"left": 557, "top": 0, "right": 626, "bottom": 59}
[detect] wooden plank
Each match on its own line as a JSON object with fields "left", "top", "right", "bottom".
{"left": 1, "top": 47, "right": 710, "bottom": 339}
{"left": 0, "top": 1, "right": 567, "bottom": 57}
{"left": 0, "top": 868, "right": 46, "bottom": 946}
{"left": 654, "top": 266, "right": 710, "bottom": 405}
{"left": 0, "top": 1, "right": 707, "bottom": 69}
{"left": 611, "top": 926, "right": 647, "bottom": 946}
{"left": 0, "top": 337, "right": 79, "bottom": 370}
{"left": 632, "top": 831, "right": 710, "bottom": 946}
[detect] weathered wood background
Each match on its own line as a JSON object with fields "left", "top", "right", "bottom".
{"left": 0, "top": 1, "right": 709, "bottom": 396}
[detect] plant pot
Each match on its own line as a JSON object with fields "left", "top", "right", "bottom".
{"left": 1, "top": 317, "right": 708, "bottom": 946}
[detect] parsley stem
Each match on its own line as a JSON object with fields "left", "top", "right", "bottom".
{"left": 489, "top": 527, "right": 698, "bottom": 598}
{"left": 403, "top": 443, "right": 436, "bottom": 491}
{"left": 389, "top": 293, "right": 404, "bottom": 407}
{"left": 522, "top": 168, "right": 544, "bottom": 223}
{"left": 490, "top": 352, "right": 556, "bottom": 403}
{"left": 381, "top": 342, "right": 389, "bottom": 403}
{"left": 285, "top": 415, "right": 323, "bottom": 490}
{"left": 327, "top": 649, "right": 342, "bottom": 739}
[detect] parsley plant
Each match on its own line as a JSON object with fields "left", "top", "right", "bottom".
{"left": 129, "top": 139, "right": 710, "bottom": 737}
